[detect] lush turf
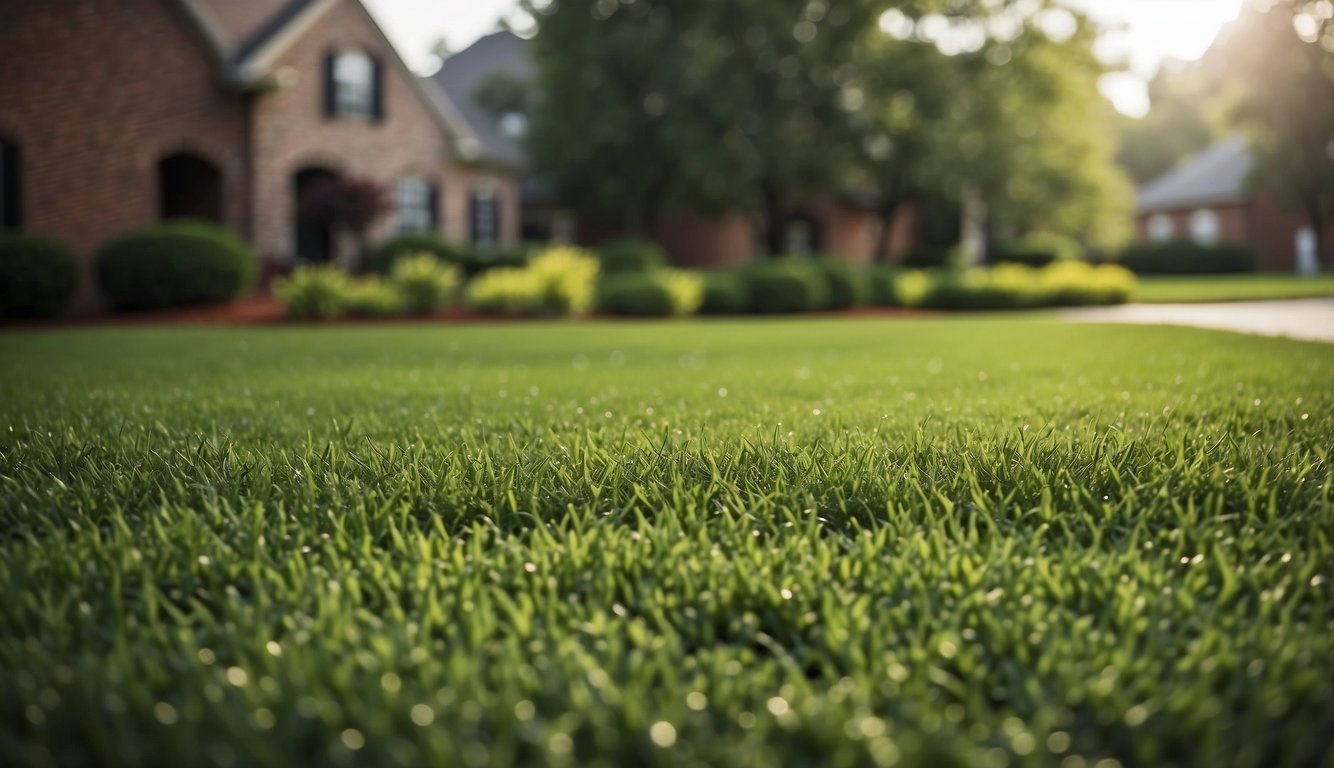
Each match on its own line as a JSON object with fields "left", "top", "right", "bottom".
{"left": 2, "top": 319, "right": 1332, "bottom": 768}
{"left": 1134, "top": 274, "right": 1334, "bottom": 304}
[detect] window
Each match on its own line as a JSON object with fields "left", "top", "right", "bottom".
{"left": 328, "top": 50, "right": 379, "bottom": 119}
{"left": 0, "top": 138, "right": 19, "bottom": 229}
{"left": 158, "top": 152, "right": 222, "bottom": 223}
{"left": 1147, "top": 213, "right": 1174, "bottom": 242}
{"left": 1189, "top": 209, "right": 1220, "bottom": 245}
{"left": 394, "top": 176, "right": 437, "bottom": 235}
{"left": 470, "top": 181, "right": 500, "bottom": 246}
{"left": 784, "top": 219, "right": 814, "bottom": 256}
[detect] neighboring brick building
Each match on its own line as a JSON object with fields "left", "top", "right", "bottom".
{"left": 1135, "top": 135, "right": 1332, "bottom": 272}
{"left": 0, "top": 0, "right": 521, "bottom": 306}
{"left": 435, "top": 31, "right": 915, "bottom": 268}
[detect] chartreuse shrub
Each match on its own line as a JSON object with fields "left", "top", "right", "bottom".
{"left": 991, "top": 232, "right": 1083, "bottom": 267}
{"left": 0, "top": 232, "right": 80, "bottom": 317}
{"left": 597, "top": 270, "right": 703, "bottom": 317}
{"left": 742, "top": 259, "right": 829, "bottom": 314}
{"left": 273, "top": 265, "right": 351, "bottom": 320}
{"left": 340, "top": 277, "right": 404, "bottom": 317}
{"left": 1040, "top": 261, "right": 1137, "bottom": 306}
{"left": 598, "top": 238, "right": 667, "bottom": 275}
{"left": 700, "top": 271, "right": 752, "bottom": 314}
{"left": 467, "top": 247, "right": 600, "bottom": 317}
{"left": 918, "top": 262, "right": 1137, "bottom": 310}
{"left": 390, "top": 254, "right": 460, "bottom": 315}
{"left": 1, "top": 321, "right": 1332, "bottom": 767}
{"left": 1118, "top": 239, "right": 1257, "bottom": 274}
{"left": 94, "top": 220, "right": 256, "bottom": 311}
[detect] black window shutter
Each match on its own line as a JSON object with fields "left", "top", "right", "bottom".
{"left": 324, "top": 52, "right": 337, "bottom": 116}
{"left": 1, "top": 141, "right": 19, "bottom": 229}
{"left": 372, "top": 57, "right": 385, "bottom": 121}
{"left": 492, "top": 194, "right": 502, "bottom": 244}
{"left": 427, "top": 183, "right": 439, "bottom": 232}
{"left": 469, "top": 192, "right": 480, "bottom": 244}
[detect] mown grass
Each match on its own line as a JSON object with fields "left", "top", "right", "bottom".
{"left": 1134, "top": 274, "right": 1334, "bottom": 304}
{"left": 1, "top": 318, "right": 1332, "bottom": 768}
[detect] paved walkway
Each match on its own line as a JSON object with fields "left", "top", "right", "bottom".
{"left": 1066, "top": 298, "right": 1334, "bottom": 343}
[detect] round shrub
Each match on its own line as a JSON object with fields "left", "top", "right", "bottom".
{"left": 597, "top": 274, "right": 675, "bottom": 316}
{"left": 390, "top": 254, "right": 460, "bottom": 314}
{"left": 867, "top": 267, "right": 899, "bottom": 308}
{"left": 991, "top": 233, "right": 1082, "bottom": 268}
{"left": 700, "top": 272, "right": 751, "bottom": 314}
{"left": 94, "top": 221, "right": 256, "bottom": 311}
{"left": 342, "top": 277, "right": 404, "bottom": 317}
{"left": 1117, "top": 240, "right": 1257, "bottom": 274}
{"left": 0, "top": 232, "right": 80, "bottom": 317}
{"left": 274, "top": 265, "right": 350, "bottom": 320}
{"left": 742, "top": 260, "right": 829, "bottom": 314}
{"left": 366, "top": 234, "right": 470, "bottom": 275}
{"left": 809, "top": 256, "right": 868, "bottom": 310}
{"left": 598, "top": 238, "right": 667, "bottom": 275}
{"left": 465, "top": 267, "right": 543, "bottom": 316}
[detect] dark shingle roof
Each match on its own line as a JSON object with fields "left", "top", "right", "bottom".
{"left": 1136, "top": 135, "right": 1254, "bottom": 213}
{"left": 430, "top": 31, "right": 534, "bottom": 169}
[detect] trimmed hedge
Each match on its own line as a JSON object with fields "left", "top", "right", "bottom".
{"left": 598, "top": 238, "right": 667, "bottom": 275}
{"left": 742, "top": 260, "right": 829, "bottom": 314}
{"left": 867, "top": 267, "right": 900, "bottom": 308}
{"left": 597, "top": 270, "right": 703, "bottom": 317}
{"left": 95, "top": 221, "right": 256, "bottom": 311}
{"left": 808, "top": 255, "right": 868, "bottom": 309}
{"left": 1118, "top": 240, "right": 1257, "bottom": 274}
{"left": 700, "top": 272, "right": 752, "bottom": 314}
{"left": 0, "top": 232, "right": 80, "bottom": 318}
{"left": 365, "top": 234, "right": 470, "bottom": 275}
{"left": 991, "top": 233, "right": 1082, "bottom": 268}
{"left": 920, "top": 262, "right": 1136, "bottom": 310}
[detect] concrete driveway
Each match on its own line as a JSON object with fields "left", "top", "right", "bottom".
{"left": 1066, "top": 298, "right": 1334, "bottom": 343}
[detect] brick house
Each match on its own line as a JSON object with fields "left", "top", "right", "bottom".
{"left": 434, "top": 31, "right": 916, "bottom": 268}
{"left": 1135, "top": 135, "right": 1332, "bottom": 272}
{"left": 0, "top": 0, "right": 521, "bottom": 306}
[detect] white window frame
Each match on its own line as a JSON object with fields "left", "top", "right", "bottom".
{"left": 394, "top": 176, "right": 434, "bottom": 235}
{"left": 471, "top": 180, "right": 500, "bottom": 247}
{"left": 1189, "top": 209, "right": 1220, "bottom": 245}
{"left": 1147, "top": 213, "right": 1174, "bottom": 242}
{"left": 333, "top": 51, "right": 376, "bottom": 118}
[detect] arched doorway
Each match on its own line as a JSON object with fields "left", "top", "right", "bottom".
{"left": 293, "top": 167, "right": 340, "bottom": 263}
{"left": 159, "top": 152, "right": 222, "bottom": 222}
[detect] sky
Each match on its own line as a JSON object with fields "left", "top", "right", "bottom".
{"left": 361, "top": 0, "right": 1248, "bottom": 118}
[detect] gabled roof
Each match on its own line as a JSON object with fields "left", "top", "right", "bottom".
{"left": 170, "top": 0, "right": 482, "bottom": 163}
{"left": 1136, "top": 135, "right": 1254, "bottom": 213}
{"left": 431, "top": 31, "right": 535, "bottom": 169}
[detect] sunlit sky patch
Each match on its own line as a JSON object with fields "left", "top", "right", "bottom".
{"left": 363, "top": 0, "right": 1247, "bottom": 118}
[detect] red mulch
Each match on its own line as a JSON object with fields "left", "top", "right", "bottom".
{"left": 2, "top": 298, "right": 929, "bottom": 329}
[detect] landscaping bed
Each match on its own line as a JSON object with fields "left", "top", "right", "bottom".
{"left": 2, "top": 320, "right": 1332, "bottom": 767}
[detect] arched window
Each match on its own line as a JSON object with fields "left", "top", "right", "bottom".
{"left": 1147, "top": 213, "right": 1174, "bottom": 242}
{"left": 395, "top": 176, "right": 438, "bottom": 235}
{"left": 1189, "top": 209, "right": 1220, "bottom": 245}
{"left": 0, "top": 137, "right": 19, "bottom": 229}
{"left": 470, "top": 180, "right": 501, "bottom": 246}
{"left": 159, "top": 152, "right": 223, "bottom": 222}
{"left": 327, "top": 50, "right": 380, "bottom": 120}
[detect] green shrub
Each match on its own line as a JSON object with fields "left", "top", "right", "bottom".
{"left": 274, "top": 265, "right": 350, "bottom": 320}
{"left": 699, "top": 272, "right": 752, "bottom": 314}
{"left": 742, "top": 260, "right": 829, "bottom": 314}
{"left": 808, "top": 256, "right": 868, "bottom": 310}
{"left": 924, "top": 265, "right": 1047, "bottom": 310}
{"left": 366, "top": 234, "right": 470, "bottom": 275}
{"left": 991, "top": 233, "right": 1082, "bottom": 268}
{"left": 867, "top": 267, "right": 899, "bottom": 308}
{"left": 341, "top": 277, "right": 404, "bottom": 317}
{"left": 597, "top": 270, "right": 703, "bottom": 317}
{"left": 94, "top": 221, "right": 256, "bottom": 311}
{"left": 598, "top": 238, "right": 667, "bottom": 275}
{"left": 467, "top": 243, "right": 536, "bottom": 276}
{"left": 465, "top": 268, "right": 543, "bottom": 316}
{"left": 390, "top": 254, "right": 460, "bottom": 314}
{"left": 0, "top": 232, "right": 80, "bottom": 317}
{"left": 1118, "top": 240, "right": 1257, "bottom": 274}
{"left": 1040, "top": 261, "right": 1136, "bottom": 306}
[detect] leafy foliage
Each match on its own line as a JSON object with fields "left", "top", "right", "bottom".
{"left": 273, "top": 265, "right": 351, "bottom": 320}
{"left": 597, "top": 238, "right": 668, "bottom": 275}
{"left": 389, "top": 254, "right": 461, "bottom": 315}
{"left": 807, "top": 255, "right": 868, "bottom": 309}
{"left": 466, "top": 247, "right": 600, "bottom": 317}
{"left": 94, "top": 221, "right": 256, "bottom": 311}
{"left": 366, "top": 234, "right": 471, "bottom": 275}
{"left": 699, "top": 272, "right": 752, "bottom": 314}
{"left": 597, "top": 270, "right": 704, "bottom": 317}
{"left": 1118, "top": 240, "right": 1258, "bottom": 275}
{"left": 991, "top": 232, "right": 1083, "bottom": 268}
{"left": 0, "top": 232, "right": 80, "bottom": 317}
{"left": 741, "top": 260, "right": 830, "bottom": 314}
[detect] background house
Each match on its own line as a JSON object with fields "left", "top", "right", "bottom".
{"left": 433, "top": 31, "right": 916, "bottom": 268}
{"left": 1135, "top": 135, "right": 1331, "bottom": 272}
{"left": 0, "top": 0, "right": 521, "bottom": 305}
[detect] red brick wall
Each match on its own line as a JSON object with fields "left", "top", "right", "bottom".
{"left": 0, "top": 0, "right": 249, "bottom": 295}
{"left": 1136, "top": 194, "right": 1334, "bottom": 271}
{"left": 653, "top": 213, "right": 755, "bottom": 269}
{"left": 248, "top": 0, "right": 517, "bottom": 263}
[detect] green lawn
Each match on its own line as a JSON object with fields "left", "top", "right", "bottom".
{"left": 2, "top": 319, "right": 1332, "bottom": 767}
{"left": 1134, "top": 273, "right": 1334, "bottom": 304}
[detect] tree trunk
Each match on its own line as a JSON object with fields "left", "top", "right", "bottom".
{"left": 762, "top": 183, "right": 786, "bottom": 257}
{"left": 872, "top": 198, "right": 901, "bottom": 265}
